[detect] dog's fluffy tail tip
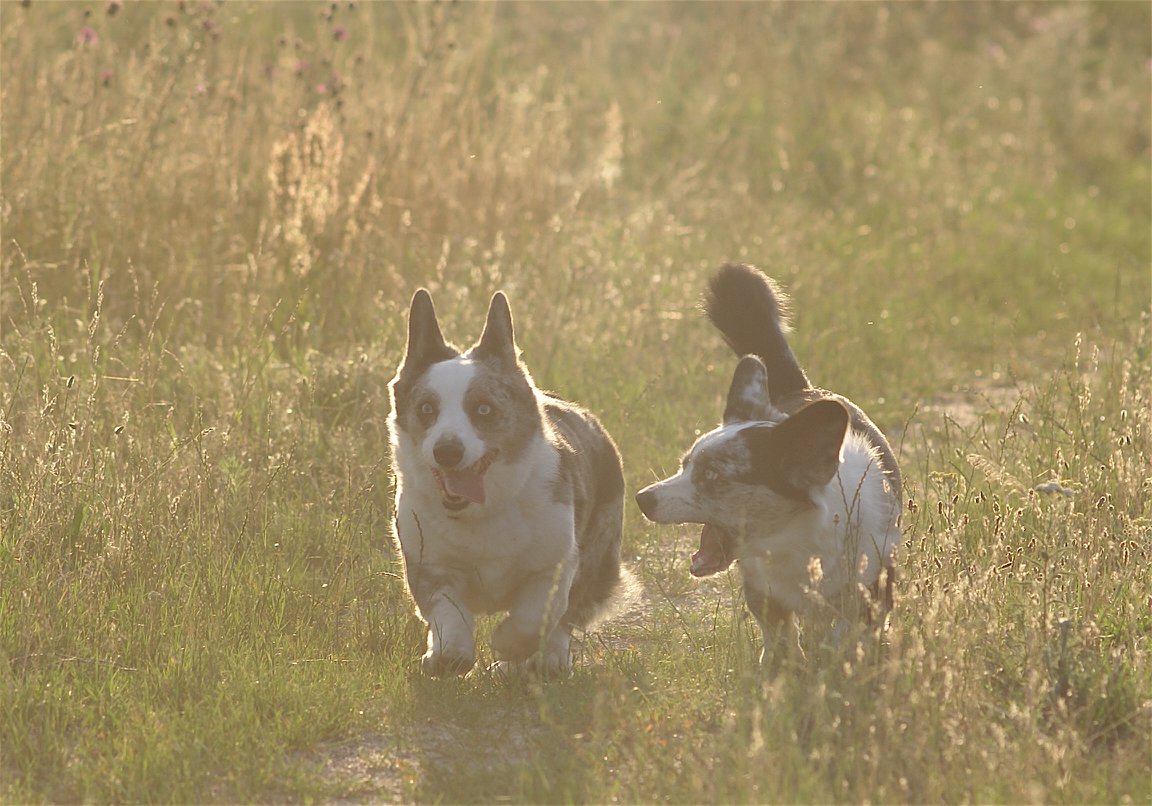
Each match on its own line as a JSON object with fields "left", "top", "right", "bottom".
{"left": 705, "top": 263, "right": 794, "bottom": 335}
{"left": 585, "top": 566, "right": 643, "bottom": 630}
{"left": 616, "top": 565, "right": 643, "bottom": 611}
{"left": 703, "top": 262, "right": 810, "bottom": 399}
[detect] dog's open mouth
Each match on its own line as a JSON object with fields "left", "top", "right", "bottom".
{"left": 433, "top": 450, "right": 498, "bottom": 510}
{"left": 690, "top": 524, "right": 737, "bottom": 577}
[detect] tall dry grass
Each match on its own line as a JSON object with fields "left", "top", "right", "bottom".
{"left": 1, "top": 2, "right": 1149, "bottom": 802}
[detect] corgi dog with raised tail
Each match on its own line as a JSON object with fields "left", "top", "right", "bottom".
{"left": 389, "top": 288, "right": 631, "bottom": 677}
{"left": 635, "top": 264, "right": 903, "bottom": 660}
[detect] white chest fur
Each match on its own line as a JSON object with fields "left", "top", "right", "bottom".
{"left": 394, "top": 432, "right": 576, "bottom": 613}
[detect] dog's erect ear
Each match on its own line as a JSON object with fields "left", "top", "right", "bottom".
{"left": 741, "top": 399, "right": 849, "bottom": 499}
{"left": 399, "top": 289, "right": 456, "bottom": 374}
{"left": 473, "top": 291, "right": 518, "bottom": 364}
{"left": 774, "top": 399, "right": 849, "bottom": 489}
{"left": 723, "top": 356, "right": 772, "bottom": 424}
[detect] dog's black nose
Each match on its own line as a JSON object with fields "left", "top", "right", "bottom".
{"left": 433, "top": 438, "right": 465, "bottom": 468}
{"left": 635, "top": 488, "right": 656, "bottom": 519}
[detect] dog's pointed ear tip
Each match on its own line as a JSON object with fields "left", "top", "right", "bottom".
{"left": 811, "top": 399, "right": 850, "bottom": 433}
{"left": 733, "top": 355, "right": 769, "bottom": 381}
{"left": 485, "top": 291, "right": 515, "bottom": 333}
{"left": 489, "top": 290, "right": 512, "bottom": 314}
{"left": 410, "top": 287, "right": 435, "bottom": 312}
{"left": 822, "top": 398, "right": 851, "bottom": 419}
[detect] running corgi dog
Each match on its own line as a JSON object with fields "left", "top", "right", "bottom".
{"left": 635, "top": 264, "right": 902, "bottom": 660}
{"left": 389, "top": 289, "right": 631, "bottom": 676}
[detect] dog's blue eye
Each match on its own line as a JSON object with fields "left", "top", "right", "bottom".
{"left": 475, "top": 403, "right": 492, "bottom": 417}
{"left": 420, "top": 402, "right": 436, "bottom": 417}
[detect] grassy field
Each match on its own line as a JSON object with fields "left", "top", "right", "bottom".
{"left": 2, "top": 1, "right": 1149, "bottom": 802}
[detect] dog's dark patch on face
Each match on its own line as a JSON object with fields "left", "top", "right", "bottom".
{"left": 688, "top": 433, "right": 752, "bottom": 492}
{"left": 394, "top": 380, "right": 430, "bottom": 438}
{"left": 413, "top": 389, "right": 440, "bottom": 429}
{"left": 392, "top": 357, "right": 455, "bottom": 423}
{"left": 393, "top": 377, "right": 445, "bottom": 442}
{"left": 465, "top": 359, "right": 541, "bottom": 463}
{"left": 688, "top": 454, "right": 725, "bottom": 495}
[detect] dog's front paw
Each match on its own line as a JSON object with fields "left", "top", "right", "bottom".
{"left": 421, "top": 648, "right": 475, "bottom": 677}
{"left": 491, "top": 619, "right": 572, "bottom": 677}
{"left": 491, "top": 618, "right": 537, "bottom": 664}
{"left": 529, "top": 649, "right": 572, "bottom": 678}
{"left": 488, "top": 654, "right": 571, "bottom": 681}
{"left": 487, "top": 659, "right": 519, "bottom": 681}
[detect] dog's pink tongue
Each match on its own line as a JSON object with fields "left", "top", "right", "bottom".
{"left": 441, "top": 469, "right": 486, "bottom": 504}
{"left": 690, "top": 525, "right": 731, "bottom": 577}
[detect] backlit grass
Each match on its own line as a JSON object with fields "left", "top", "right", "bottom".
{"left": 2, "top": 2, "right": 1149, "bottom": 802}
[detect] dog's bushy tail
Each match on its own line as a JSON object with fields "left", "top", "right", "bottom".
{"left": 704, "top": 263, "right": 810, "bottom": 401}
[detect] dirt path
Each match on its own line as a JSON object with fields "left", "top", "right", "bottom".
{"left": 305, "top": 582, "right": 710, "bottom": 803}
{"left": 312, "top": 696, "right": 550, "bottom": 803}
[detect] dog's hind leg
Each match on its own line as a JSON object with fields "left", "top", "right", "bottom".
{"left": 564, "top": 496, "right": 628, "bottom": 631}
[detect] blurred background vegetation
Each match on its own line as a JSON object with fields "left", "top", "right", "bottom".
{"left": 1, "top": 2, "right": 1149, "bottom": 802}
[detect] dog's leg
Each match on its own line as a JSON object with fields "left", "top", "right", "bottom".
{"left": 536, "top": 624, "right": 572, "bottom": 675}
{"left": 396, "top": 509, "right": 477, "bottom": 676}
{"left": 563, "top": 495, "right": 626, "bottom": 630}
{"left": 419, "top": 588, "right": 476, "bottom": 677}
{"left": 743, "top": 578, "right": 793, "bottom": 668}
{"left": 491, "top": 625, "right": 572, "bottom": 680}
{"left": 753, "top": 605, "right": 794, "bottom": 668}
{"left": 491, "top": 561, "right": 575, "bottom": 671}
